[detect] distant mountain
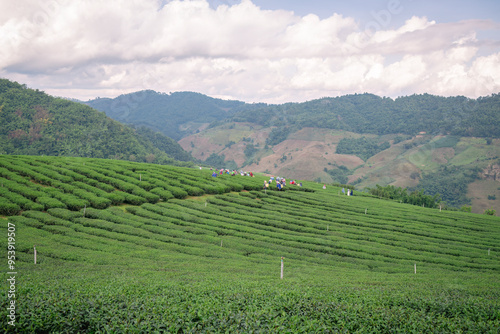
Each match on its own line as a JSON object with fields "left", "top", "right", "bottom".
{"left": 0, "top": 79, "right": 193, "bottom": 166}
{"left": 85, "top": 90, "right": 248, "bottom": 140}
{"left": 179, "top": 124, "right": 500, "bottom": 213}
{"left": 231, "top": 93, "right": 500, "bottom": 139}
{"left": 87, "top": 91, "right": 500, "bottom": 143}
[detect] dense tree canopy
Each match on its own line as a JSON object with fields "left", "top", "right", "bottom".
{"left": 335, "top": 137, "right": 390, "bottom": 161}
{"left": 86, "top": 90, "right": 246, "bottom": 140}
{"left": 231, "top": 93, "right": 500, "bottom": 143}
{"left": 0, "top": 79, "right": 192, "bottom": 166}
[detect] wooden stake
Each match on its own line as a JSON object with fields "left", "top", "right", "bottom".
{"left": 205, "top": 201, "right": 207, "bottom": 207}
{"left": 280, "top": 257, "right": 284, "bottom": 279}
{"left": 327, "top": 225, "right": 329, "bottom": 231}
{"left": 34, "top": 245, "right": 37, "bottom": 265}
{"left": 83, "top": 205, "right": 86, "bottom": 217}
{"left": 414, "top": 263, "right": 416, "bottom": 274}
{"left": 221, "top": 240, "right": 223, "bottom": 247}
{"left": 488, "top": 248, "right": 490, "bottom": 256}
{"left": 365, "top": 208, "right": 367, "bottom": 215}
{"left": 140, "top": 174, "right": 142, "bottom": 181}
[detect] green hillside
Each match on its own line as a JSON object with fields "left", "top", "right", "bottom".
{"left": 1, "top": 155, "right": 499, "bottom": 332}
{"left": 85, "top": 90, "right": 247, "bottom": 140}
{"left": 88, "top": 90, "right": 500, "bottom": 141}
{"left": 0, "top": 79, "right": 193, "bottom": 165}
{"left": 231, "top": 93, "right": 500, "bottom": 139}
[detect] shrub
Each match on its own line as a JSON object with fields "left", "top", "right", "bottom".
{"left": 0, "top": 198, "right": 21, "bottom": 215}
{"left": 150, "top": 187, "right": 174, "bottom": 201}
{"left": 484, "top": 208, "right": 496, "bottom": 216}
{"left": 165, "top": 186, "right": 188, "bottom": 199}
{"left": 54, "top": 194, "right": 89, "bottom": 211}
{"left": 105, "top": 191, "right": 127, "bottom": 205}
{"left": 47, "top": 208, "right": 82, "bottom": 221}
{"left": 6, "top": 183, "right": 45, "bottom": 201}
{"left": 8, "top": 215, "right": 42, "bottom": 228}
{"left": 71, "top": 189, "right": 111, "bottom": 209}
{"left": 88, "top": 196, "right": 112, "bottom": 210}
{"left": 183, "top": 185, "right": 205, "bottom": 197}
{"left": 124, "top": 193, "right": 147, "bottom": 206}
{"left": 0, "top": 187, "right": 37, "bottom": 210}
{"left": 460, "top": 206, "right": 472, "bottom": 213}
{"left": 36, "top": 197, "right": 67, "bottom": 210}
{"left": 23, "top": 210, "right": 72, "bottom": 227}
{"left": 131, "top": 188, "right": 159, "bottom": 203}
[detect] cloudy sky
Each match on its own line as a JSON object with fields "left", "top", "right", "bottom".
{"left": 1, "top": 0, "right": 499, "bottom": 103}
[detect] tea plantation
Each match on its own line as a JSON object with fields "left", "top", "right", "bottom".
{"left": 0, "top": 155, "right": 499, "bottom": 332}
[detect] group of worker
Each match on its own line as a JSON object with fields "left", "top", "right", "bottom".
{"left": 211, "top": 168, "right": 254, "bottom": 177}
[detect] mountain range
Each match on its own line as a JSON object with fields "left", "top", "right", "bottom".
{"left": 1, "top": 78, "right": 499, "bottom": 213}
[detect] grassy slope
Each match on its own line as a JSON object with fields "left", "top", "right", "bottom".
{"left": 0, "top": 155, "right": 499, "bottom": 332}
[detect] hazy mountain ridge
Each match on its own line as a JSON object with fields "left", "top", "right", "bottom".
{"left": 85, "top": 90, "right": 248, "bottom": 140}
{"left": 87, "top": 90, "right": 500, "bottom": 141}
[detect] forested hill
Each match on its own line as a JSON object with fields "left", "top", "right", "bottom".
{"left": 0, "top": 79, "right": 193, "bottom": 165}
{"left": 86, "top": 90, "right": 500, "bottom": 141}
{"left": 231, "top": 93, "right": 500, "bottom": 138}
{"left": 85, "top": 90, "right": 247, "bottom": 140}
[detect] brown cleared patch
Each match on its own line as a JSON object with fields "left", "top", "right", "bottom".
{"left": 289, "top": 128, "right": 368, "bottom": 143}
{"left": 467, "top": 179, "right": 500, "bottom": 214}
{"left": 179, "top": 135, "right": 216, "bottom": 160}
{"left": 221, "top": 142, "right": 248, "bottom": 166}
{"left": 179, "top": 123, "right": 269, "bottom": 162}
{"left": 431, "top": 147, "right": 455, "bottom": 164}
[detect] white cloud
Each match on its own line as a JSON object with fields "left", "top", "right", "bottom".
{"left": 0, "top": 0, "right": 499, "bottom": 103}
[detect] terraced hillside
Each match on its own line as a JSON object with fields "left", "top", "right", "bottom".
{"left": 1, "top": 155, "right": 499, "bottom": 332}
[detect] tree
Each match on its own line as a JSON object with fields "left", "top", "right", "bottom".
{"left": 484, "top": 208, "right": 496, "bottom": 216}
{"left": 244, "top": 144, "right": 257, "bottom": 158}
{"left": 460, "top": 206, "right": 471, "bottom": 212}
